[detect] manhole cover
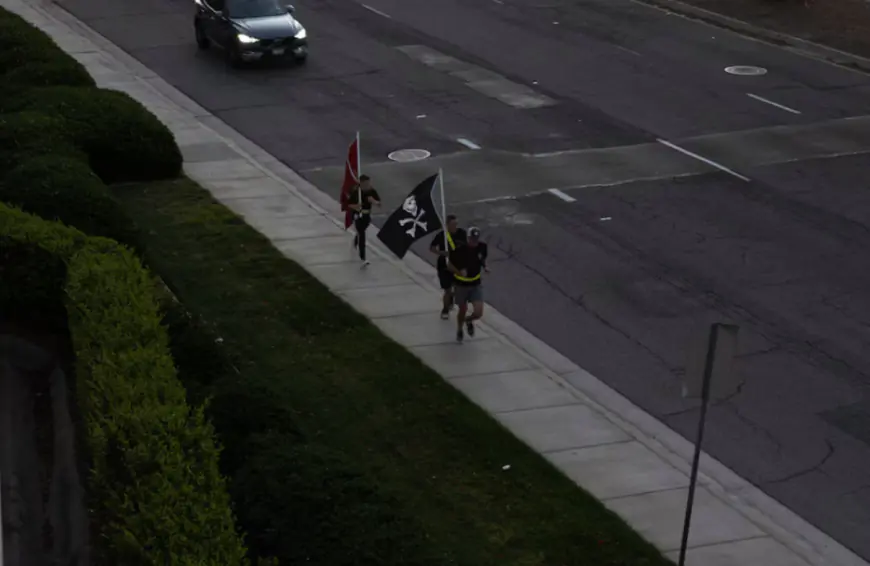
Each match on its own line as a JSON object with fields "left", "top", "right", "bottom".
{"left": 388, "top": 149, "right": 431, "bottom": 162}
{"left": 725, "top": 65, "right": 768, "bottom": 76}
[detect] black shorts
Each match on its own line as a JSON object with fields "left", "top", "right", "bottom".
{"left": 437, "top": 268, "right": 455, "bottom": 291}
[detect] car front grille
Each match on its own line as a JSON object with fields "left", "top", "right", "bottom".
{"left": 259, "top": 37, "right": 289, "bottom": 48}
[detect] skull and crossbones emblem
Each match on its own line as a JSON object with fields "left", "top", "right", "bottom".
{"left": 398, "top": 195, "right": 427, "bottom": 236}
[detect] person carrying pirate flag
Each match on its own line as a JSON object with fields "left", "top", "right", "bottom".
{"left": 376, "top": 173, "right": 442, "bottom": 259}
{"left": 430, "top": 215, "right": 466, "bottom": 319}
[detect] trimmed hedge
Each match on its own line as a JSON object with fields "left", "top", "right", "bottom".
{"left": 0, "top": 6, "right": 249, "bottom": 564}
{"left": 0, "top": 9, "right": 94, "bottom": 112}
{"left": 0, "top": 6, "right": 181, "bottom": 183}
{"left": 0, "top": 111, "right": 83, "bottom": 171}
{"left": 0, "top": 6, "right": 179, "bottom": 254}
{"left": 4, "top": 58, "right": 94, "bottom": 89}
{"left": 11, "top": 86, "right": 182, "bottom": 183}
{"left": 0, "top": 154, "right": 140, "bottom": 251}
{"left": 0, "top": 9, "right": 73, "bottom": 72}
{"left": 0, "top": 203, "right": 248, "bottom": 565}
{"left": 0, "top": 237, "right": 67, "bottom": 327}
{"left": 0, "top": 59, "right": 95, "bottom": 112}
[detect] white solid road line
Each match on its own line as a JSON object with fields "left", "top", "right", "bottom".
{"left": 747, "top": 93, "right": 802, "bottom": 115}
{"left": 656, "top": 139, "right": 751, "bottom": 182}
{"left": 361, "top": 3, "right": 391, "bottom": 18}
{"left": 456, "top": 138, "right": 481, "bottom": 150}
{"left": 548, "top": 188, "right": 577, "bottom": 202}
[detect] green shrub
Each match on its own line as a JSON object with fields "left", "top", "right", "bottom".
{"left": 0, "top": 155, "right": 140, "bottom": 251}
{"left": 67, "top": 248, "right": 246, "bottom": 565}
{"left": 4, "top": 58, "right": 94, "bottom": 89}
{"left": 0, "top": 235, "right": 67, "bottom": 327}
{"left": 15, "top": 86, "right": 182, "bottom": 183}
{"left": 0, "top": 9, "right": 181, "bottom": 184}
{"left": 0, "top": 111, "right": 83, "bottom": 171}
{"left": 0, "top": 203, "right": 249, "bottom": 565}
{"left": 0, "top": 9, "right": 70, "bottom": 73}
{"left": 0, "top": 59, "right": 95, "bottom": 112}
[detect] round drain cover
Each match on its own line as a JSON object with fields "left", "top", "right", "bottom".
{"left": 725, "top": 65, "right": 767, "bottom": 76}
{"left": 388, "top": 149, "right": 431, "bottom": 162}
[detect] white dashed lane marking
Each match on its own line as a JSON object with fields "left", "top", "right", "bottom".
{"left": 656, "top": 139, "right": 751, "bottom": 182}
{"left": 456, "top": 138, "right": 481, "bottom": 150}
{"left": 361, "top": 3, "right": 391, "bottom": 18}
{"left": 548, "top": 188, "right": 577, "bottom": 202}
{"left": 746, "top": 93, "right": 802, "bottom": 115}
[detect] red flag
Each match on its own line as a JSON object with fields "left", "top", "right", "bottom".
{"left": 340, "top": 136, "right": 359, "bottom": 229}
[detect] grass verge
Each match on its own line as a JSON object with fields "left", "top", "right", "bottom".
{"left": 117, "top": 177, "right": 674, "bottom": 566}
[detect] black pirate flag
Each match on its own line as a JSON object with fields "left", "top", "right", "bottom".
{"left": 376, "top": 173, "right": 442, "bottom": 259}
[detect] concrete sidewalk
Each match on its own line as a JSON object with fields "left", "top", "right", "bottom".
{"left": 6, "top": 0, "right": 867, "bottom": 564}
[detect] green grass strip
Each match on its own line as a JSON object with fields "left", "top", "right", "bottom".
{"left": 117, "top": 177, "right": 672, "bottom": 566}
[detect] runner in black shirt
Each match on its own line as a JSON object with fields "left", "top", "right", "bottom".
{"left": 430, "top": 214, "right": 467, "bottom": 319}
{"left": 347, "top": 174, "right": 381, "bottom": 266}
{"left": 447, "top": 227, "right": 488, "bottom": 343}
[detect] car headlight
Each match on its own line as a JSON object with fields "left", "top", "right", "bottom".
{"left": 294, "top": 27, "right": 306, "bottom": 39}
{"left": 237, "top": 33, "right": 259, "bottom": 44}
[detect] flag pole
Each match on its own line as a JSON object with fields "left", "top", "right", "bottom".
{"left": 354, "top": 131, "right": 361, "bottom": 236}
{"left": 356, "top": 131, "right": 362, "bottom": 204}
{"left": 438, "top": 168, "right": 448, "bottom": 251}
{"left": 0, "top": 472, "right": 4, "bottom": 566}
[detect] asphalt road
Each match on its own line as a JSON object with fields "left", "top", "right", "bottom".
{"left": 57, "top": 0, "right": 870, "bottom": 557}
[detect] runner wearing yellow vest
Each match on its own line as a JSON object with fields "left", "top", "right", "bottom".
{"left": 447, "top": 227, "right": 488, "bottom": 343}
{"left": 430, "top": 215, "right": 467, "bottom": 319}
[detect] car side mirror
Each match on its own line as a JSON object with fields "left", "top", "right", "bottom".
{"left": 286, "top": 4, "right": 295, "bottom": 13}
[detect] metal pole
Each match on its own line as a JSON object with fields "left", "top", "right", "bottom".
{"left": 677, "top": 323, "right": 720, "bottom": 566}
{"left": 438, "top": 169, "right": 448, "bottom": 251}
{"left": 356, "top": 131, "right": 362, "bottom": 215}
{"left": 1, "top": 471, "right": 4, "bottom": 565}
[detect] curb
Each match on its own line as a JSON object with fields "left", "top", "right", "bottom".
{"left": 632, "top": 0, "right": 870, "bottom": 74}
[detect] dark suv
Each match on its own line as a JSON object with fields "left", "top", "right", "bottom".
{"left": 194, "top": 0, "right": 308, "bottom": 66}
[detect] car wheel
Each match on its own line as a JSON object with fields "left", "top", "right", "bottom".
{"left": 195, "top": 22, "right": 210, "bottom": 49}
{"left": 294, "top": 54, "right": 307, "bottom": 65}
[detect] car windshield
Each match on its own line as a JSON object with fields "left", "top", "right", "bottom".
{"left": 227, "top": 0, "right": 285, "bottom": 19}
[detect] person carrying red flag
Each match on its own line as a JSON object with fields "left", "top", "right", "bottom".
{"left": 347, "top": 175, "right": 381, "bottom": 266}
